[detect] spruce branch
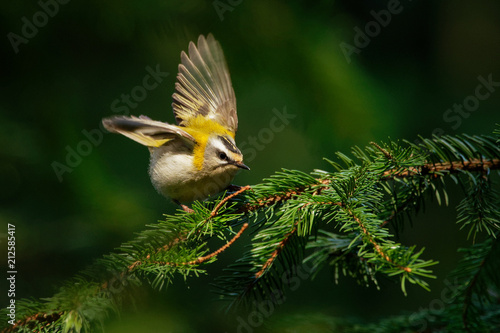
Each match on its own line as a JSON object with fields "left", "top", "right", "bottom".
{"left": 2, "top": 196, "right": 249, "bottom": 332}
{"left": 2, "top": 133, "right": 500, "bottom": 332}
{"left": 446, "top": 235, "right": 500, "bottom": 332}
{"left": 305, "top": 230, "right": 379, "bottom": 287}
{"left": 147, "top": 223, "right": 249, "bottom": 266}
{"left": 456, "top": 174, "right": 500, "bottom": 241}
{"left": 216, "top": 134, "right": 499, "bottom": 306}
{"left": 345, "top": 206, "right": 411, "bottom": 273}
{"left": 255, "top": 223, "right": 298, "bottom": 279}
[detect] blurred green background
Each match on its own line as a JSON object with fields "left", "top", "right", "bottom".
{"left": 1, "top": 0, "right": 499, "bottom": 332}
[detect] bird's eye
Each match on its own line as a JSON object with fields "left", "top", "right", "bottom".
{"left": 218, "top": 152, "right": 228, "bottom": 161}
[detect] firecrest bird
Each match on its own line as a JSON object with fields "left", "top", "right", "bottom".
{"left": 102, "top": 34, "right": 249, "bottom": 205}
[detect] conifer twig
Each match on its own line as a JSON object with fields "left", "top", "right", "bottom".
{"left": 3, "top": 312, "right": 63, "bottom": 333}
{"left": 371, "top": 141, "right": 393, "bottom": 160}
{"left": 346, "top": 208, "right": 411, "bottom": 273}
{"left": 162, "top": 223, "right": 249, "bottom": 266}
{"left": 238, "top": 158, "right": 500, "bottom": 214}
{"left": 383, "top": 159, "right": 500, "bottom": 178}
{"left": 255, "top": 224, "right": 298, "bottom": 278}
{"left": 460, "top": 236, "right": 499, "bottom": 330}
{"left": 211, "top": 185, "right": 251, "bottom": 217}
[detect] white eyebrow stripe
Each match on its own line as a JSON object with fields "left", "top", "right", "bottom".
{"left": 212, "top": 137, "right": 231, "bottom": 153}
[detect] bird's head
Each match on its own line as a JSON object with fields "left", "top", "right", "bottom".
{"left": 203, "top": 134, "right": 250, "bottom": 172}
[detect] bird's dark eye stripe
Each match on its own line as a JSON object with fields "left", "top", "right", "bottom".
{"left": 218, "top": 135, "right": 239, "bottom": 154}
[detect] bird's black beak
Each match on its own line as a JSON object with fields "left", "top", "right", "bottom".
{"left": 234, "top": 161, "right": 250, "bottom": 170}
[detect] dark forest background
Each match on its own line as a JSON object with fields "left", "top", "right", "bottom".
{"left": 1, "top": 1, "right": 499, "bottom": 331}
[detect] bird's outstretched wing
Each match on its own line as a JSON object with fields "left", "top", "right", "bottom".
{"left": 172, "top": 34, "right": 238, "bottom": 134}
{"left": 102, "top": 115, "right": 195, "bottom": 147}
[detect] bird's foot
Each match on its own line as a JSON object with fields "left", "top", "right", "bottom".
{"left": 226, "top": 184, "right": 245, "bottom": 193}
{"left": 173, "top": 200, "right": 194, "bottom": 213}
{"left": 181, "top": 204, "right": 194, "bottom": 213}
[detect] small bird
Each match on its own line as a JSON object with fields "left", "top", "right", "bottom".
{"left": 102, "top": 34, "right": 249, "bottom": 206}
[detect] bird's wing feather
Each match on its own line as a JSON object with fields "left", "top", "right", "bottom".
{"left": 172, "top": 34, "right": 238, "bottom": 133}
{"left": 102, "top": 116, "right": 195, "bottom": 147}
